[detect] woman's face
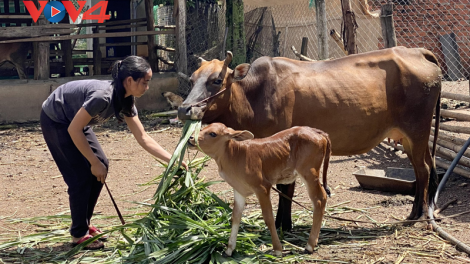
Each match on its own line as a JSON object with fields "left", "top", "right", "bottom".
{"left": 124, "top": 69, "right": 152, "bottom": 98}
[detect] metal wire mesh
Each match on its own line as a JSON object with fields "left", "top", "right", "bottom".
{"left": 170, "top": 0, "right": 469, "bottom": 95}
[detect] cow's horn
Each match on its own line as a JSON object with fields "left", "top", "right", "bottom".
{"left": 224, "top": 51, "right": 233, "bottom": 66}
{"left": 218, "top": 51, "right": 233, "bottom": 79}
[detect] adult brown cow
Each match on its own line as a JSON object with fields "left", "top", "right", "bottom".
{"left": 178, "top": 46, "right": 442, "bottom": 230}
{"left": 0, "top": 42, "right": 31, "bottom": 79}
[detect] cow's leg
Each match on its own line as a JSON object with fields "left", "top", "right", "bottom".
{"left": 257, "top": 189, "right": 283, "bottom": 256}
{"left": 402, "top": 138, "right": 434, "bottom": 220}
{"left": 299, "top": 168, "right": 327, "bottom": 253}
{"left": 275, "top": 182, "right": 295, "bottom": 231}
{"left": 225, "top": 189, "right": 246, "bottom": 257}
{"left": 11, "top": 61, "right": 27, "bottom": 79}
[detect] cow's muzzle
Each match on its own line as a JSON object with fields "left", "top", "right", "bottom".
{"left": 178, "top": 103, "right": 207, "bottom": 121}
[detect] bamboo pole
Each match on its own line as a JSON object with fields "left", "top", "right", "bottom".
{"left": 442, "top": 91, "right": 470, "bottom": 103}
{"left": 440, "top": 109, "right": 470, "bottom": 122}
{"left": 0, "top": 30, "right": 175, "bottom": 44}
{"left": 432, "top": 120, "right": 470, "bottom": 135}
{"left": 430, "top": 135, "right": 470, "bottom": 159}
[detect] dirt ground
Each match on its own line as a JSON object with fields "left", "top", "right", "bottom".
{"left": 1, "top": 81, "right": 470, "bottom": 263}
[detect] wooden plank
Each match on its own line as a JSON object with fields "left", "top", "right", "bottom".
{"left": 432, "top": 121, "right": 470, "bottom": 135}
{"left": 380, "top": 3, "right": 397, "bottom": 48}
{"left": 0, "top": 26, "right": 77, "bottom": 38}
{"left": 341, "top": 0, "right": 358, "bottom": 54}
{"left": 0, "top": 15, "right": 31, "bottom": 19}
{"left": 0, "top": 30, "right": 176, "bottom": 44}
{"left": 62, "top": 40, "right": 73, "bottom": 77}
{"left": 145, "top": 0, "right": 157, "bottom": 72}
{"left": 99, "top": 42, "right": 147, "bottom": 47}
{"left": 315, "top": 0, "right": 329, "bottom": 60}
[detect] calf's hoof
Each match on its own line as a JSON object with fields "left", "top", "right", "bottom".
{"left": 305, "top": 244, "right": 316, "bottom": 254}
{"left": 273, "top": 250, "right": 282, "bottom": 257}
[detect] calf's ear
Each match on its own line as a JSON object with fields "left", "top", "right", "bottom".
{"left": 233, "top": 63, "right": 251, "bottom": 81}
{"left": 231, "top": 130, "right": 254, "bottom": 141}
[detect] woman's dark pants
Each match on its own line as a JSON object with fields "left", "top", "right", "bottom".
{"left": 40, "top": 110, "right": 108, "bottom": 238}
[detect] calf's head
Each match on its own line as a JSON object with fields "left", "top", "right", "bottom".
{"left": 178, "top": 51, "right": 251, "bottom": 121}
{"left": 188, "top": 123, "right": 254, "bottom": 157}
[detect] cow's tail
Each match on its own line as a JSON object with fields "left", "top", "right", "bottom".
{"left": 322, "top": 135, "right": 332, "bottom": 197}
{"left": 428, "top": 90, "right": 441, "bottom": 207}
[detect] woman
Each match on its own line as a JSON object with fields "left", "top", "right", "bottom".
{"left": 40, "top": 56, "right": 185, "bottom": 249}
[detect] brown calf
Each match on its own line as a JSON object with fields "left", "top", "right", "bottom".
{"left": 0, "top": 42, "right": 31, "bottom": 79}
{"left": 188, "top": 123, "right": 331, "bottom": 256}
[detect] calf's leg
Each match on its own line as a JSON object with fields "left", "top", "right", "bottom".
{"left": 225, "top": 190, "right": 246, "bottom": 256}
{"left": 256, "top": 189, "right": 283, "bottom": 256}
{"left": 300, "top": 170, "right": 327, "bottom": 253}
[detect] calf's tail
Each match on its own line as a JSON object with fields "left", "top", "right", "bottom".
{"left": 322, "top": 135, "right": 332, "bottom": 197}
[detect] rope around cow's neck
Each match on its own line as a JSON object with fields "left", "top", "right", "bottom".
{"left": 270, "top": 187, "right": 470, "bottom": 226}
{"left": 190, "top": 87, "right": 228, "bottom": 108}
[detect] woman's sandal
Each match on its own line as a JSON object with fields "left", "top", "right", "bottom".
{"left": 89, "top": 226, "right": 108, "bottom": 241}
{"left": 72, "top": 234, "right": 105, "bottom": 250}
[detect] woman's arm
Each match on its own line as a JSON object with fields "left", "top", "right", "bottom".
{"left": 125, "top": 115, "right": 187, "bottom": 169}
{"left": 68, "top": 107, "right": 108, "bottom": 183}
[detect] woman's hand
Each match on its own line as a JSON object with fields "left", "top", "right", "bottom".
{"left": 91, "top": 160, "right": 108, "bottom": 183}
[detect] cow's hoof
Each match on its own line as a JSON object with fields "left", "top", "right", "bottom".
{"left": 273, "top": 250, "right": 282, "bottom": 257}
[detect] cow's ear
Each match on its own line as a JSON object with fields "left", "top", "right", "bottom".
{"left": 231, "top": 130, "right": 254, "bottom": 141}
{"left": 197, "top": 57, "right": 206, "bottom": 67}
{"left": 233, "top": 63, "right": 251, "bottom": 81}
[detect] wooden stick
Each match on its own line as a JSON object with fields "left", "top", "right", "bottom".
{"left": 329, "top": 29, "right": 348, "bottom": 55}
{"left": 156, "top": 45, "right": 176, "bottom": 52}
{"left": 291, "top": 46, "right": 316, "bottom": 62}
{"left": 430, "top": 135, "right": 470, "bottom": 159}
{"left": 0, "top": 30, "right": 176, "bottom": 44}
{"left": 432, "top": 120, "right": 470, "bottom": 135}
{"left": 434, "top": 198, "right": 458, "bottom": 215}
{"left": 100, "top": 22, "right": 147, "bottom": 31}
{"left": 440, "top": 109, "right": 470, "bottom": 122}
{"left": 155, "top": 25, "right": 176, "bottom": 29}
{"left": 157, "top": 55, "right": 174, "bottom": 66}
{"left": 441, "top": 91, "right": 470, "bottom": 103}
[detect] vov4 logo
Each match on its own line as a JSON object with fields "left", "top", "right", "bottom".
{"left": 24, "top": 1, "right": 111, "bottom": 23}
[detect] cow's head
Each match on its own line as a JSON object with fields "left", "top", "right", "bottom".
{"left": 178, "top": 51, "right": 251, "bottom": 121}
{"left": 187, "top": 122, "right": 254, "bottom": 157}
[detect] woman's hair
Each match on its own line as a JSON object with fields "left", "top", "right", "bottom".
{"left": 111, "top": 56, "right": 151, "bottom": 122}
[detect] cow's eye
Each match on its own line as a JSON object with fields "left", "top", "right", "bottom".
{"left": 209, "top": 132, "right": 217, "bottom": 137}
{"left": 213, "top": 79, "right": 222, "bottom": 85}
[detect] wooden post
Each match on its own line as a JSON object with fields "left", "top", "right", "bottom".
{"left": 174, "top": 0, "right": 187, "bottom": 74}
{"left": 93, "top": 27, "right": 102, "bottom": 75}
{"left": 226, "top": 0, "right": 246, "bottom": 66}
{"left": 380, "top": 3, "right": 397, "bottom": 48}
{"left": 341, "top": 0, "right": 358, "bottom": 55}
{"left": 300, "top": 37, "right": 308, "bottom": 60}
{"left": 33, "top": 9, "right": 49, "bottom": 79}
{"left": 145, "top": 0, "right": 157, "bottom": 72}
{"left": 315, "top": 0, "right": 329, "bottom": 60}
